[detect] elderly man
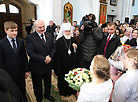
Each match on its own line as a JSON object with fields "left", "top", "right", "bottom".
{"left": 112, "top": 48, "right": 138, "bottom": 102}
{"left": 26, "top": 20, "right": 55, "bottom": 102}
{"left": 55, "top": 22, "right": 77, "bottom": 100}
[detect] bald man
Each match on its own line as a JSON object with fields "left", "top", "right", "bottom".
{"left": 26, "top": 20, "right": 56, "bottom": 102}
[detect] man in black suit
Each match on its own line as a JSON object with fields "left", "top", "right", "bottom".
{"left": 26, "top": 19, "right": 56, "bottom": 102}
{"left": 0, "top": 21, "right": 30, "bottom": 102}
{"left": 99, "top": 22, "right": 121, "bottom": 59}
{"left": 46, "top": 20, "right": 57, "bottom": 37}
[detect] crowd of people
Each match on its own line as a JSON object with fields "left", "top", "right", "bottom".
{"left": 0, "top": 13, "right": 138, "bottom": 102}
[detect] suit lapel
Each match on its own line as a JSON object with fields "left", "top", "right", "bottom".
{"left": 5, "top": 37, "right": 17, "bottom": 55}
{"left": 34, "top": 32, "right": 47, "bottom": 47}
{"left": 108, "top": 34, "right": 117, "bottom": 45}
{"left": 44, "top": 32, "right": 48, "bottom": 45}
{"left": 16, "top": 38, "right": 20, "bottom": 56}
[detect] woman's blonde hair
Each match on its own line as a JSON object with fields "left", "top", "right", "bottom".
{"left": 92, "top": 55, "right": 110, "bottom": 81}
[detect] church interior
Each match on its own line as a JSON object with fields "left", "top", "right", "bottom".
{"left": 0, "top": 0, "right": 138, "bottom": 102}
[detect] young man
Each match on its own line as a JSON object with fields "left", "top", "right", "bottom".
{"left": 99, "top": 22, "right": 121, "bottom": 59}
{"left": 26, "top": 19, "right": 55, "bottom": 102}
{"left": 112, "top": 48, "right": 138, "bottom": 102}
{"left": 0, "top": 21, "right": 29, "bottom": 102}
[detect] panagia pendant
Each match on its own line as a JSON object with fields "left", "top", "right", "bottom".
{"left": 68, "top": 49, "right": 71, "bottom": 55}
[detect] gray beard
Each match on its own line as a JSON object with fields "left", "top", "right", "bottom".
{"left": 63, "top": 34, "right": 71, "bottom": 39}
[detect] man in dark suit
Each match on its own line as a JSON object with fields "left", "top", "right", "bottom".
{"left": 0, "top": 21, "right": 30, "bottom": 102}
{"left": 99, "top": 22, "right": 121, "bottom": 59}
{"left": 46, "top": 20, "right": 57, "bottom": 37}
{"left": 26, "top": 19, "right": 56, "bottom": 102}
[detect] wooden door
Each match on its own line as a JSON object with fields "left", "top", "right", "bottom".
{"left": 0, "top": 1, "right": 22, "bottom": 38}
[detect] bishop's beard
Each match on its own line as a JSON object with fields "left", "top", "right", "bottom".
{"left": 63, "top": 33, "right": 71, "bottom": 39}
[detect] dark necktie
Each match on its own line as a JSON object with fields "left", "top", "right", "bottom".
{"left": 11, "top": 39, "right": 17, "bottom": 53}
{"left": 103, "top": 35, "right": 111, "bottom": 56}
{"left": 41, "top": 34, "right": 46, "bottom": 44}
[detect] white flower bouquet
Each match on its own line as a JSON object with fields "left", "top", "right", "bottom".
{"left": 65, "top": 68, "right": 92, "bottom": 91}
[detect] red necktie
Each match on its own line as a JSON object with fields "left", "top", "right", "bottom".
{"left": 103, "top": 35, "right": 111, "bottom": 56}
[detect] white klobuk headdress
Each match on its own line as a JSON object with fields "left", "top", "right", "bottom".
{"left": 56, "top": 22, "right": 73, "bottom": 40}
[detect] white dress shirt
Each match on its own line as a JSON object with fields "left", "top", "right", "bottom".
{"left": 37, "top": 32, "right": 46, "bottom": 42}
{"left": 108, "top": 34, "right": 114, "bottom": 40}
{"left": 77, "top": 79, "right": 113, "bottom": 102}
{"left": 112, "top": 70, "right": 138, "bottom": 102}
{"left": 7, "top": 36, "right": 17, "bottom": 48}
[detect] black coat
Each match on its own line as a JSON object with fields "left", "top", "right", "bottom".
{"left": 0, "top": 69, "right": 24, "bottom": 102}
{"left": 99, "top": 33, "right": 121, "bottom": 59}
{"left": 46, "top": 23, "right": 57, "bottom": 36}
{"left": 26, "top": 31, "right": 56, "bottom": 74}
{"left": 78, "top": 27, "right": 103, "bottom": 62}
{"left": 0, "top": 37, "right": 29, "bottom": 81}
{"left": 125, "top": 38, "right": 137, "bottom": 47}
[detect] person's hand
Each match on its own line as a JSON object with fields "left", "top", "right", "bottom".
{"left": 76, "top": 91, "right": 79, "bottom": 97}
{"left": 45, "top": 55, "right": 52, "bottom": 64}
{"left": 25, "top": 72, "right": 30, "bottom": 79}
{"left": 72, "top": 43, "right": 77, "bottom": 49}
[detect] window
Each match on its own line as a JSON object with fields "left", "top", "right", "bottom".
{"left": 0, "top": 4, "right": 6, "bottom": 12}
{"left": 9, "top": 4, "right": 19, "bottom": 13}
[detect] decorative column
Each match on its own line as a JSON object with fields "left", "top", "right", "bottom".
{"left": 118, "top": 0, "right": 132, "bottom": 23}
{"left": 91, "top": 0, "right": 100, "bottom": 24}
{"left": 53, "top": 0, "right": 62, "bottom": 25}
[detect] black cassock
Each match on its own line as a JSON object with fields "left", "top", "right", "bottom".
{"left": 55, "top": 36, "right": 77, "bottom": 96}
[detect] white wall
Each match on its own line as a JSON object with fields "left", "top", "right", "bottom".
{"left": 91, "top": 0, "right": 100, "bottom": 24}
{"left": 29, "top": 0, "right": 138, "bottom": 26}
{"left": 61, "top": 0, "right": 92, "bottom": 25}
{"left": 106, "top": 0, "right": 132, "bottom": 23}
{"left": 107, "top": 1, "right": 118, "bottom": 16}
{"left": 130, "top": 0, "right": 138, "bottom": 19}
{"left": 120, "top": 0, "right": 132, "bottom": 23}
{"left": 53, "top": 0, "right": 62, "bottom": 25}
{"left": 28, "top": 0, "right": 53, "bottom": 26}
{"left": 106, "top": 0, "right": 120, "bottom": 22}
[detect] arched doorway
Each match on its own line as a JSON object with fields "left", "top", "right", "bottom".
{"left": 0, "top": 1, "right": 22, "bottom": 38}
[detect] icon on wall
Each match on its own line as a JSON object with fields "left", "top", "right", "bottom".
{"left": 64, "top": 2, "right": 73, "bottom": 23}
{"left": 99, "top": 4, "right": 107, "bottom": 24}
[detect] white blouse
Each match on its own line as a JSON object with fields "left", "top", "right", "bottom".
{"left": 77, "top": 79, "right": 113, "bottom": 102}
{"left": 112, "top": 70, "right": 138, "bottom": 102}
